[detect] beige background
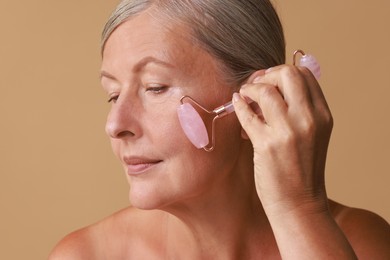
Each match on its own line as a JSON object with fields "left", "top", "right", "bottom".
{"left": 1, "top": 1, "right": 389, "bottom": 259}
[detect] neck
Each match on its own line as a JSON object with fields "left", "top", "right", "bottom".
{"left": 160, "top": 146, "right": 277, "bottom": 259}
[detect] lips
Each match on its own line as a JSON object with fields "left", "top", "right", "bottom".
{"left": 123, "top": 156, "right": 162, "bottom": 175}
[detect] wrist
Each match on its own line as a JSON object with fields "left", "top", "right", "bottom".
{"left": 262, "top": 196, "right": 357, "bottom": 259}
{"left": 261, "top": 192, "right": 330, "bottom": 221}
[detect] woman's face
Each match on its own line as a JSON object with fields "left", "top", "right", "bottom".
{"left": 101, "top": 10, "right": 245, "bottom": 209}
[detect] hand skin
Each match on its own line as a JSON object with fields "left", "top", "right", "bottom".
{"left": 232, "top": 65, "right": 368, "bottom": 259}
{"left": 233, "top": 66, "right": 332, "bottom": 217}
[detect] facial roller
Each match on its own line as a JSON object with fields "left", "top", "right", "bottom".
{"left": 177, "top": 95, "right": 234, "bottom": 151}
{"left": 293, "top": 49, "right": 321, "bottom": 79}
{"left": 177, "top": 50, "right": 321, "bottom": 151}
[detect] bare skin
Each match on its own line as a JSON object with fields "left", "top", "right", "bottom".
{"left": 50, "top": 201, "right": 390, "bottom": 259}
{"left": 49, "top": 7, "right": 390, "bottom": 260}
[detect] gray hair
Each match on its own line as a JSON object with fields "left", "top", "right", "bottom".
{"left": 101, "top": 0, "right": 285, "bottom": 85}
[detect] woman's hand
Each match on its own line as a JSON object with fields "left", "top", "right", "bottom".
{"left": 233, "top": 65, "right": 333, "bottom": 215}
{"left": 233, "top": 65, "right": 358, "bottom": 258}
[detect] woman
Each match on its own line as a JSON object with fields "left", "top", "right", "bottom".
{"left": 50, "top": 0, "right": 390, "bottom": 259}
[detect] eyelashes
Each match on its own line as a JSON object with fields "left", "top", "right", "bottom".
{"left": 107, "top": 85, "right": 169, "bottom": 104}
{"left": 145, "top": 85, "right": 168, "bottom": 94}
{"left": 107, "top": 95, "right": 119, "bottom": 103}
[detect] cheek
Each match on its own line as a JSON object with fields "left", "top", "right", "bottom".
{"left": 213, "top": 114, "right": 243, "bottom": 162}
{"left": 148, "top": 104, "right": 189, "bottom": 149}
{"left": 110, "top": 139, "right": 122, "bottom": 159}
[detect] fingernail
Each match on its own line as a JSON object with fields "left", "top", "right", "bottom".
{"left": 232, "top": 92, "right": 241, "bottom": 103}
{"left": 253, "top": 76, "right": 263, "bottom": 83}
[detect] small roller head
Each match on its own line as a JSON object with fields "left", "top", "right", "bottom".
{"left": 299, "top": 54, "right": 321, "bottom": 79}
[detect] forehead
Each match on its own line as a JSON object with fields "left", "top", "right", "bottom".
{"left": 101, "top": 10, "right": 214, "bottom": 76}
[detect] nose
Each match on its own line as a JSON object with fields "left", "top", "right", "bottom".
{"left": 105, "top": 97, "right": 140, "bottom": 140}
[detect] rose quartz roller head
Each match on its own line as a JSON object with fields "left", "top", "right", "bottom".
{"left": 177, "top": 96, "right": 235, "bottom": 151}
{"left": 293, "top": 49, "right": 321, "bottom": 79}
{"left": 177, "top": 50, "right": 320, "bottom": 151}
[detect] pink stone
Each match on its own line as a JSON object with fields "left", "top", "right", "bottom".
{"left": 300, "top": 54, "right": 321, "bottom": 79}
{"left": 177, "top": 103, "right": 209, "bottom": 149}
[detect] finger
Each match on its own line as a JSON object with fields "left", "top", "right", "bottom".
{"left": 297, "top": 66, "right": 334, "bottom": 133}
{"left": 254, "top": 65, "right": 313, "bottom": 111}
{"left": 232, "top": 92, "right": 267, "bottom": 140}
{"left": 296, "top": 66, "right": 331, "bottom": 114}
{"left": 239, "top": 82, "right": 288, "bottom": 128}
{"left": 265, "top": 65, "right": 330, "bottom": 113}
{"left": 245, "top": 69, "right": 267, "bottom": 84}
{"left": 264, "top": 66, "right": 333, "bottom": 137}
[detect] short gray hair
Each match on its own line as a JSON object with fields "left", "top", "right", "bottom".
{"left": 101, "top": 0, "right": 285, "bottom": 85}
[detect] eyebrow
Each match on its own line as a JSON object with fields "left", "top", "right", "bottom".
{"left": 100, "top": 56, "right": 175, "bottom": 81}
{"left": 100, "top": 70, "right": 116, "bottom": 81}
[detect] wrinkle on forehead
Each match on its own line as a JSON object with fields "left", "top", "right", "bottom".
{"left": 146, "top": 5, "right": 232, "bottom": 86}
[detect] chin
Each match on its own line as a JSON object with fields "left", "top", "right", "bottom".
{"left": 128, "top": 186, "right": 173, "bottom": 210}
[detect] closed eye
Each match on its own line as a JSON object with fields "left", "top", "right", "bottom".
{"left": 107, "top": 95, "right": 119, "bottom": 103}
{"left": 145, "top": 85, "right": 168, "bottom": 94}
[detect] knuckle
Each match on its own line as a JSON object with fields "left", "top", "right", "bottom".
{"left": 280, "top": 65, "right": 307, "bottom": 87}
{"left": 300, "top": 115, "right": 316, "bottom": 136}
{"left": 313, "top": 107, "right": 333, "bottom": 130}
{"left": 280, "top": 65, "right": 300, "bottom": 79}
{"left": 258, "top": 85, "right": 282, "bottom": 106}
{"left": 258, "top": 85, "right": 275, "bottom": 98}
{"left": 299, "top": 110, "right": 334, "bottom": 139}
{"left": 240, "top": 111, "right": 259, "bottom": 129}
{"left": 298, "top": 66, "right": 313, "bottom": 78}
{"left": 282, "top": 127, "right": 299, "bottom": 147}
{"left": 324, "top": 112, "right": 334, "bottom": 129}
{"left": 264, "top": 126, "right": 298, "bottom": 151}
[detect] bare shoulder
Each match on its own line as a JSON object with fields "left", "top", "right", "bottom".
{"left": 48, "top": 222, "right": 98, "bottom": 260}
{"left": 49, "top": 207, "right": 166, "bottom": 260}
{"left": 329, "top": 199, "right": 390, "bottom": 259}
